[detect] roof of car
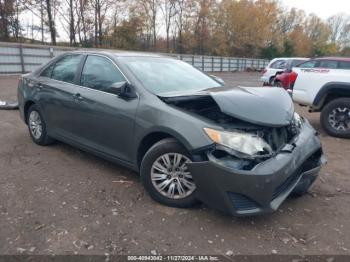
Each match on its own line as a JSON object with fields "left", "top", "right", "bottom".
{"left": 271, "top": 57, "right": 309, "bottom": 61}
{"left": 69, "top": 50, "right": 165, "bottom": 58}
{"left": 314, "top": 57, "right": 350, "bottom": 62}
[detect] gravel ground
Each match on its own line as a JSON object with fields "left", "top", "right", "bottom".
{"left": 0, "top": 73, "right": 349, "bottom": 256}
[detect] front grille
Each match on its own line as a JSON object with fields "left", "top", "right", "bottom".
{"left": 228, "top": 192, "right": 260, "bottom": 211}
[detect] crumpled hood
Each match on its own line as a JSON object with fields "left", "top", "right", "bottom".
{"left": 160, "top": 86, "right": 294, "bottom": 127}
{"left": 209, "top": 86, "right": 294, "bottom": 127}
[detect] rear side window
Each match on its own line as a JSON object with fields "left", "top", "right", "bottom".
{"left": 318, "top": 60, "right": 338, "bottom": 69}
{"left": 51, "top": 55, "right": 83, "bottom": 84}
{"left": 297, "top": 60, "right": 317, "bottom": 68}
{"left": 270, "top": 60, "right": 286, "bottom": 69}
{"left": 338, "top": 61, "right": 350, "bottom": 69}
{"left": 80, "top": 55, "right": 125, "bottom": 92}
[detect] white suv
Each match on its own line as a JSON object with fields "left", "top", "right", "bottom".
{"left": 292, "top": 57, "right": 350, "bottom": 138}
{"left": 261, "top": 57, "right": 308, "bottom": 85}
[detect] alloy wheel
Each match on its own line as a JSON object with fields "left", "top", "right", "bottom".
{"left": 328, "top": 106, "right": 350, "bottom": 131}
{"left": 151, "top": 153, "right": 196, "bottom": 199}
{"left": 29, "top": 111, "right": 43, "bottom": 139}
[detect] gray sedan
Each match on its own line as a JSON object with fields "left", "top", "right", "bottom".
{"left": 17, "top": 51, "right": 326, "bottom": 216}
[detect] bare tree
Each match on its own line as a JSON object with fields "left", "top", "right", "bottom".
{"left": 328, "top": 13, "right": 350, "bottom": 45}
{"left": 75, "top": 0, "right": 88, "bottom": 45}
{"left": 0, "top": 0, "right": 10, "bottom": 39}
{"left": 45, "top": 0, "right": 56, "bottom": 44}
{"left": 174, "top": 0, "right": 185, "bottom": 53}
{"left": 160, "top": 0, "right": 176, "bottom": 52}
{"left": 91, "top": 0, "right": 110, "bottom": 46}
{"left": 68, "top": 0, "right": 76, "bottom": 45}
{"left": 140, "top": 0, "right": 159, "bottom": 50}
{"left": 5, "top": 0, "right": 350, "bottom": 57}
{"left": 0, "top": 0, "right": 19, "bottom": 40}
{"left": 193, "top": 0, "right": 213, "bottom": 55}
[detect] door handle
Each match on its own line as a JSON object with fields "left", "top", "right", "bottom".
{"left": 73, "top": 93, "right": 84, "bottom": 102}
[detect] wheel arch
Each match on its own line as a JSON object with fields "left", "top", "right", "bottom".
{"left": 269, "top": 75, "right": 276, "bottom": 84}
{"left": 313, "top": 82, "right": 350, "bottom": 111}
{"left": 24, "top": 100, "right": 36, "bottom": 124}
{"left": 136, "top": 131, "right": 190, "bottom": 171}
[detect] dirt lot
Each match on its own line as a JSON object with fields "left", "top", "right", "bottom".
{"left": 0, "top": 72, "right": 350, "bottom": 256}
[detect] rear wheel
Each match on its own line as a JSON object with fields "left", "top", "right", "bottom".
{"left": 320, "top": 98, "right": 350, "bottom": 138}
{"left": 27, "top": 104, "right": 54, "bottom": 145}
{"left": 140, "top": 138, "right": 198, "bottom": 208}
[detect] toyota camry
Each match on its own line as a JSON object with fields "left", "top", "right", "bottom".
{"left": 17, "top": 51, "right": 326, "bottom": 216}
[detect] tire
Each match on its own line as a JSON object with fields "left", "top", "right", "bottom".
{"left": 269, "top": 76, "right": 275, "bottom": 85}
{"left": 320, "top": 98, "right": 350, "bottom": 138}
{"left": 27, "top": 104, "right": 54, "bottom": 145}
{"left": 140, "top": 138, "right": 198, "bottom": 208}
{"left": 273, "top": 80, "right": 282, "bottom": 88}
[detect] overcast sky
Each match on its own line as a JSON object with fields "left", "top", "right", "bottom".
{"left": 282, "top": 0, "right": 349, "bottom": 18}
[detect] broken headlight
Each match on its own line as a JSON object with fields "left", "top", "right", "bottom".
{"left": 204, "top": 128, "right": 273, "bottom": 158}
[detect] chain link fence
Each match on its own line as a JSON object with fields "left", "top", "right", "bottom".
{"left": 0, "top": 41, "right": 269, "bottom": 74}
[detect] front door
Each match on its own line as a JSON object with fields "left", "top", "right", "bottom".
{"left": 71, "top": 55, "right": 139, "bottom": 163}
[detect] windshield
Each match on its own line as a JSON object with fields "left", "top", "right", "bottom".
{"left": 119, "top": 57, "right": 221, "bottom": 95}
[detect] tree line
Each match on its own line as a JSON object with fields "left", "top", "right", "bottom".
{"left": 1, "top": 0, "right": 350, "bottom": 58}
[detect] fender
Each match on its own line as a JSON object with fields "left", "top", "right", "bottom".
{"left": 135, "top": 126, "right": 194, "bottom": 153}
{"left": 132, "top": 125, "right": 202, "bottom": 171}
{"left": 313, "top": 82, "right": 350, "bottom": 110}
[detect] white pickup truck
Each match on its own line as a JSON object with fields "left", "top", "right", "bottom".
{"left": 291, "top": 57, "right": 350, "bottom": 138}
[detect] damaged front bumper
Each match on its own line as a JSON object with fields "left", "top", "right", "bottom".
{"left": 188, "top": 121, "right": 326, "bottom": 216}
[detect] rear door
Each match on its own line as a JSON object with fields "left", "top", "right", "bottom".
{"left": 72, "top": 55, "right": 139, "bottom": 162}
{"left": 38, "top": 54, "right": 84, "bottom": 139}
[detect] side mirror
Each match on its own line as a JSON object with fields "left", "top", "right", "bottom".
{"left": 108, "top": 82, "right": 137, "bottom": 99}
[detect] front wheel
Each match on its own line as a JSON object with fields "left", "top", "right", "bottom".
{"left": 320, "top": 98, "right": 350, "bottom": 138}
{"left": 140, "top": 138, "right": 198, "bottom": 208}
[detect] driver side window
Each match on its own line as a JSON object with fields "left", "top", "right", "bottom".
{"left": 80, "top": 55, "right": 125, "bottom": 93}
